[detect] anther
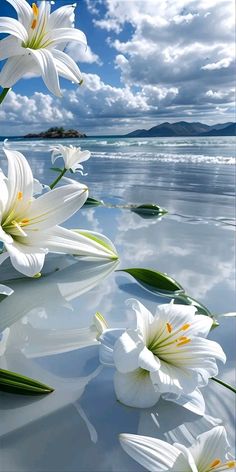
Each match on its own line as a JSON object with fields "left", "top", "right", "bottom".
{"left": 166, "top": 323, "right": 172, "bottom": 333}
{"left": 176, "top": 338, "right": 191, "bottom": 347}
{"left": 181, "top": 323, "right": 190, "bottom": 331}
{"left": 210, "top": 459, "right": 221, "bottom": 468}
{"left": 17, "top": 191, "right": 23, "bottom": 200}
{"left": 227, "top": 461, "right": 236, "bottom": 468}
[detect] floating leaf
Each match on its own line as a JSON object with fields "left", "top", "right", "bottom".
{"left": 0, "top": 368, "right": 54, "bottom": 395}
{"left": 50, "top": 167, "right": 63, "bottom": 173}
{"left": 117, "top": 268, "right": 184, "bottom": 293}
{"left": 83, "top": 197, "right": 103, "bottom": 207}
{"left": 131, "top": 204, "right": 168, "bottom": 217}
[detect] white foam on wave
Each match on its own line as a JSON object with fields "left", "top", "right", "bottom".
{"left": 94, "top": 151, "right": 235, "bottom": 165}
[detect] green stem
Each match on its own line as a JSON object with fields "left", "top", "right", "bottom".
{"left": 211, "top": 376, "right": 236, "bottom": 394}
{"left": 0, "top": 88, "right": 11, "bottom": 105}
{"left": 49, "top": 168, "right": 67, "bottom": 189}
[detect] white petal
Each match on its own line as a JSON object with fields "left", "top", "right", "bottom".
{"left": 5, "top": 241, "right": 46, "bottom": 277}
{"left": 126, "top": 298, "right": 154, "bottom": 343}
{"left": 33, "top": 226, "right": 118, "bottom": 260}
{"left": 76, "top": 230, "right": 117, "bottom": 256}
{"left": 49, "top": 27, "right": 87, "bottom": 48}
{"left": 189, "top": 426, "right": 231, "bottom": 470}
{"left": 0, "top": 17, "right": 28, "bottom": 42}
{"left": 0, "top": 226, "right": 13, "bottom": 244}
{"left": 0, "top": 170, "right": 8, "bottom": 215}
{"left": 26, "top": 183, "right": 88, "bottom": 230}
{"left": 52, "top": 49, "right": 83, "bottom": 84}
{"left": 99, "top": 328, "right": 125, "bottom": 365}
{"left": 0, "top": 55, "right": 37, "bottom": 88}
{"left": 156, "top": 302, "right": 197, "bottom": 330}
{"left": 163, "top": 388, "right": 205, "bottom": 416}
{"left": 5, "top": 0, "right": 32, "bottom": 28}
{"left": 185, "top": 315, "right": 213, "bottom": 338}
{"left": 0, "top": 36, "right": 23, "bottom": 61}
{"left": 3, "top": 148, "right": 34, "bottom": 218}
{"left": 113, "top": 330, "right": 144, "bottom": 373}
{"left": 28, "top": 48, "right": 61, "bottom": 97}
{"left": 114, "top": 369, "right": 160, "bottom": 408}
{"left": 172, "top": 444, "right": 198, "bottom": 472}
{"left": 138, "top": 346, "right": 161, "bottom": 372}
{"left": 119, "top": 434, "right": 191, "bottom": 472}
{"left": 49, "top": 5, "right": 76, "bottom": 30}
{"left": 150, "top": 362, "right": 200, "bottom": 395}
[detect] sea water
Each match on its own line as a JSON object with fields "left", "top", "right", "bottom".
{"left": 0, "top": 136, "right": 235, "bottom": 471}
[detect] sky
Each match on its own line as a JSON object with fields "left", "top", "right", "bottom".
{"left": 0, "top": 0, "right": 235, "bottom": 136}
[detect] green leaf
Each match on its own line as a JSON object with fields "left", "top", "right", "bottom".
{"left": 50, "top": 167, "right": 63, "bottom": 173}
{"left": 117, "top": 268, "right": 184, "bottom": 293}
{"left": 174, "top": 294, "right": 212, "bottom": 317}
{"left": 83, "top": 197, "right": 103, "bottom": 207}
{"left": 0, "top": 368, "right": 54, "bottom": 395}
{"left": 131, "top": 204, "right": 168, "bottom": 216}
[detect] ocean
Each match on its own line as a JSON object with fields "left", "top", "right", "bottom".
{"left": 0, "top": 136, "right": 235, "bottom": 471}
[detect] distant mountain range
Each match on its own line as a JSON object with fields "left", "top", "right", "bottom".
{"left": 125, "top": 121, "right": 235, "bottom": 138}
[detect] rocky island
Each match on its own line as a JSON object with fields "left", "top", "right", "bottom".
{"left": 24, "top": 127, "right": 87, "bottom": 139}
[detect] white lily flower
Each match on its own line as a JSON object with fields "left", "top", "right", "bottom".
{"left": 0, "top": 148, "right": 117, "bottom": 277}
{"left": 0, "top": 0, "right": 87, "bottom": 96}
{"left": 51, "top": 144, "right": 91, "bottom": 172}
{"left": 99, "top": 299, "right": 226, "bottom": 408}
{"left": 120, "top": 426, "right": 236, "bottom": 472}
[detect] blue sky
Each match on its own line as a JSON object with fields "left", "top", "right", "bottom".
{"left": 0, "top": 0, "right": 234, "bottom": 136}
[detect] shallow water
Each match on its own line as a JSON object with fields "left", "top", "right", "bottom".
{"left": 0, "top": 137, "right": 235, "bottom": 471}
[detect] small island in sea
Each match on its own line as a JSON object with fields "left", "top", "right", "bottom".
{"left": 24, "top": 127, "right": 87, "bottom": 139}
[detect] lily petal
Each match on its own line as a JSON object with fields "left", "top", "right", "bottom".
{"left": 49, "top": 27, "right": 87, "bottom": 48}
{"left": 113, "top": 330, "right": 144, "bottom": 373}
{"left": 0, "top": 36, "right": 24, "bottom": 61}
{"left": 28, "top": 48, "right": 61, "bottom": 97}
{"left": 26, "top": 226, "right": 118, "bottom": 260}
{"left": 48, "top": 5, "right": 76, "bottom": 29}
{"left": 3, "top": 148, "right": 34, "bottom": 218}
{"left": 0, "top": 17, "right": 28, "bottom": 42}
{"left": 189, "top": 426, "right": 232, "bottom": 471}
{"left": 138, "top": 346, "right": 161, "bottom": 372}
{"left": 52, "top": 49, "right": 83, "bottom": 84}
{"left": 5, "top": 241, "right": 46, "bottom": 277}
{"left": 26, "top": 183, "right": 88, "bottom": 230}
{"left": 126, "top": 298, "right": 154, "bottom": 343}
{"left": 163, "top": 388, "right": 205, "bottom": 416}
{"left": 5, "top": 0, "right": 32, "bottom": 28}
{"left": 114, "top": 369, "right": 160, "bottom": 408}
{"left": 119, "top": 434, "right": 192, "bottom": 472}
{"left": 150, "top": 362, "right": 200, "bottom": 395}
{"left": 0, "top": 55, "right": 36, "bottom": 88}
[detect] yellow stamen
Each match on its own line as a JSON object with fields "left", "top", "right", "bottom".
{"left": 210, "top": 459, "right": 221, "bottom": 468}
{"left": 21, "top": 218, "right": 30, "bottom": 224}
{"left": 31, "top": 3, "right": 39, "bottom": 29}
{"left": 227, "top": 461, "right": 236, "bottom": 468}
{"left": 176, "top": 338, "right": 191, "bottom": 347}
{"left": 178, "top": 336, "right": 188, "bottom": 341}
{"left": 31, "top": 18, "right": 37, "bottom": 29}
{"left": 17, "top": 191, "right": 23, "bottom": 200}
{"left": 166, "top": 322, "right": 172, "bottom": 333}
{"left": 181, "top": 323, "right": 190, "bottom": 331}
{"left": 32, "top": 3, "right": 39, "bottom": 17}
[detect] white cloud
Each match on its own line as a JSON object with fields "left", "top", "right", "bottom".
{"left": 66, "top": 43, "right": 102, "bottom": 65}
{"left": 201, "top": 57, "right": 233, "bottom": 70}
{"left": 89, "top": 0, "right": 234, "bottom": 121}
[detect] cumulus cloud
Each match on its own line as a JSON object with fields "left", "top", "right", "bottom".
{"left": 0, "top": 67, "right": 234, "bottom": 136}
{"left": 66, "top": 43, "right": 102, "bottom": 65}
{"left": 87, "top": 0, "right": 234, "bottom": 125}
